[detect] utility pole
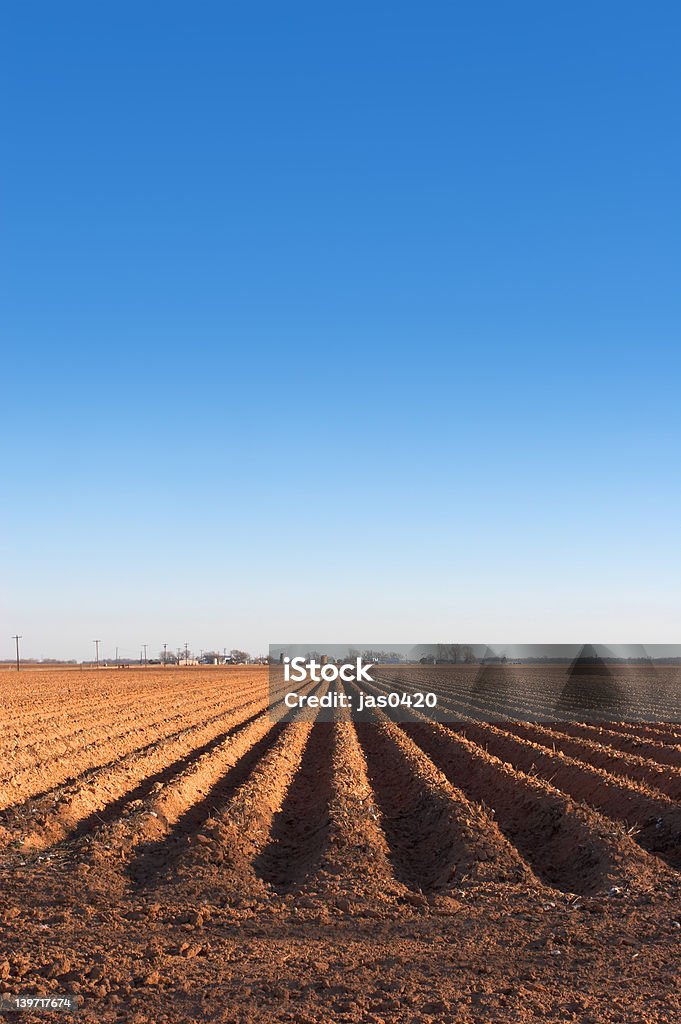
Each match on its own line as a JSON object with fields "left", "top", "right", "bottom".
{"left": 142, "top": 644, "right": 148, "bottom": 666}
{"left": 184, "top": 642, "right": 189, "bottom": 665}
{"left": 12, "top": 635, "right": 22, "bottom": 672}
{"left": 163, "top": 643, "right": 167, "bottom": 667}
{"left": 93, "top": 639, "right": 101, "bottom": 668}
{"left": 115, "top": 646, "right": 119, "bottom": 668}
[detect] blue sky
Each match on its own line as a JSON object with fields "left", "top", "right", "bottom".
{"left": 2, "top": 2, "right": 680, "bottom": 659}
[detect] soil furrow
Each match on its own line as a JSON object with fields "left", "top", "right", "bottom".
{"left": 0, "top": 688, "right": 267, "bottom": 810}
{"left": 403, "top": 721, "right": 670, "bottom": 895}
{"left": 547, "top": 722, "right": 681, "bottom": 768}
{"left": 0, "top": 680, "right": 265, "bottom": 779}
{"left": 254, "top": 723, "right": 335, "bottom": 891}
{"left": 502, "top": 721, "right": 681, "bottom": 801}
{"left": 2, "top": 700, "right": 273, "bottom": 853}
{"left": 447, "top": 721, "right": 681, "bottom": 869}
{"left": 96, "top": 683, "right": 323, "bottom": 883}
{"left": 303, "top": 717, "right": 405, "bottom": 904}
{"left": 356, "top": 714, "right": 535, "bottom": 892}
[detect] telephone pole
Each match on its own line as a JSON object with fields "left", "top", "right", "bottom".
{"left": 93, "top": 639, "right": 101, "bottom": 668}
{"left": 163, "top": 643, "right": 167, "bottom": 667}
{"left": 184, "top": 642, "right": 189, "bottom": 665}
{"left": 12, "top": 635, "right": 22, "bottom": 672}
{"left": 142, "top": 644, "right": 148, "bottom": 666}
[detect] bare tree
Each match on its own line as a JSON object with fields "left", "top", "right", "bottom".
{"left": 229, "top": 649, "right": 250, "bottom": 664}
{"left": 436, "top": 644, "right": 462, "bottom": 663}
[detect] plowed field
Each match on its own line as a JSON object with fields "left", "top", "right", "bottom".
{"left": 1, "top": 667, "right": 679, "bottom": 1023}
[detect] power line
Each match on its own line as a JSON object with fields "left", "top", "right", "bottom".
{"left": 11, "top": 635, "right": 22, "bottom": 672}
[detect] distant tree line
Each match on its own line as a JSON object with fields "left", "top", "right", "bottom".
{"left": 157, "top": 649, "right": 252, "bottom": 664}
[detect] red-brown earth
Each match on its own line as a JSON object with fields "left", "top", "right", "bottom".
{"left": 0, "top": 666, "right": 679, "bottom": 1023}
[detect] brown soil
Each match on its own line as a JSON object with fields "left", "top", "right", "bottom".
{"left": 1, "top": 666, "right": 679, "bottom": 1023}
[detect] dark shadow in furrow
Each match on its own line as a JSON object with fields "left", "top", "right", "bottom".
{"left": 356, "top": 721, "right": 451, "bottom": 893}
{"left": 253, "top": 723, "right": 335, "bottom": 892}
{"left": 444, "top": 721, "right": 681, "bottom": 871}
{"left": 69, "top": 708, "right": 268, "bottom": 842}
{"left": 403, "top": 723, "right": 642, "bottom": 896}
{"left": 127, "top": 723, "right": 285, "bottom": 888}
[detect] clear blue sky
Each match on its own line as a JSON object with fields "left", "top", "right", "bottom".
{"left": 2, "top": 2, "right": 680, "bottom": 659}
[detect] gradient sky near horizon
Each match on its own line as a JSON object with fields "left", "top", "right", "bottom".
{"left": 2, "top": 2, "right": 681, "bottom": 659}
